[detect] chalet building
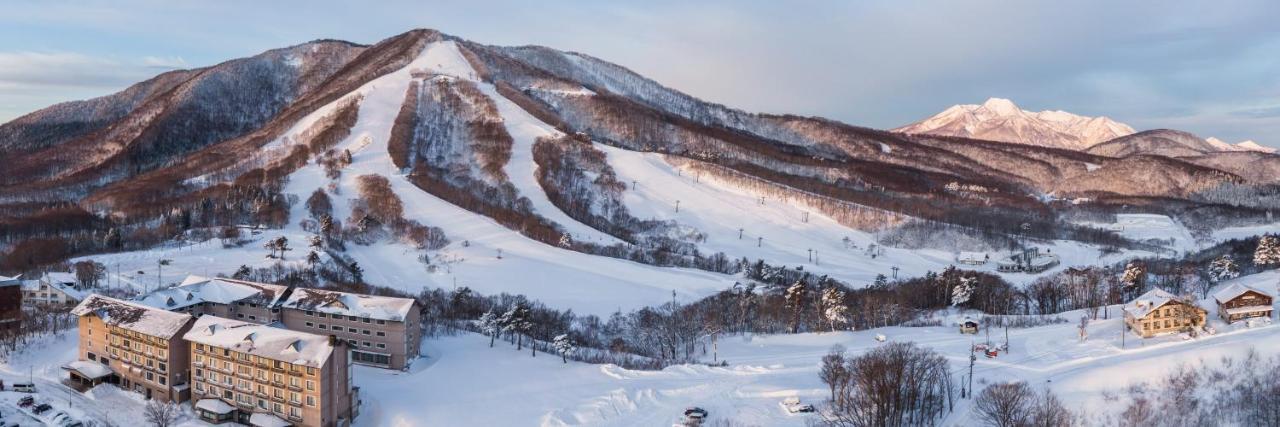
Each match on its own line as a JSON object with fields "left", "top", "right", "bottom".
{"left": 1123, "top": 288, "right": 1208, "bottom": 338}
{"left": 21, "top": 272, "right": 88, "bottom": 306}
{"left": 0, "top": 276, "right": 21, "bottom": 337}
{"left": 1213, "top": 283, "right": 1274, "bottom": 323}
{"left": 185, "top": 316, "right": 357, "bottom": 427}
{"left": 69, "top": 295, "right": 197, "bottom": 402}
{"left": 995, "top": 248, "right": 1060, "bottom": 273}
{"left": 139, "top": 276, "right": 421, "bottom": 370}
{"left": 956, "top": 252, "right": 988, "bottom": 266}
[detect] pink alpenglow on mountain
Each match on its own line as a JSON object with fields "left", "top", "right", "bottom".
{"left": 894, "top": 97, "right": 1135, "bottom": 150}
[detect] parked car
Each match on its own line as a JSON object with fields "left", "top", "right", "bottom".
{"left": 18, "top": 396, "right": 35, "bottom": 407}
{"left": 781, "top": 397, "right": 816, "bottom": 414}
{"left": 683, "top": 407, "right": 709, "bottom": 424}
{"left": 12, "top": 382, "right": 35, "bottom": 393}
{"left": 32, "top": 403, "right": 53, "bottom": 415}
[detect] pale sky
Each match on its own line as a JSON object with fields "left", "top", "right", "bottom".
{"left": 3, "top": 0, "right": 1279, "bottom": 145}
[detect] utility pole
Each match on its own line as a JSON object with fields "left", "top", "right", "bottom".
{"left": 967, "top": 342, "right": 976, "bottom": 399}
{"left": 738, "top": 228, "right": 743, "bottom": 239}
{"left": 808, "top": 249, "right": 813, "bottom": 263}
{"left": 675, "top": 200, "right": 680, "bottom": 213}
{"left": 631, "top": 180, "right": 636, "bottom": 190}
{"left": 757, "top": 237, "right": 763, "bottom": 247}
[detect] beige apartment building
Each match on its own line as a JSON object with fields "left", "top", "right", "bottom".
{"left": 140, "top": 276, "right": 421, "bottom": 370}
{"left": 68, "top": 295, "right": 196, "bottom": 403}
{"left": 185, "top": 315, "right": 357, "bottom": 427}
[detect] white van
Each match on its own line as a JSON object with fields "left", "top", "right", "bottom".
{"left": 13, "top": 382, "right": 36, "bottom": 392}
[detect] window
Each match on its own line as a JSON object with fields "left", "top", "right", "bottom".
{"left": 159, "top": 362, "right": 167, "bottom": 372}
{"left": 376, "top": 331, "right": 385, "bottom": 337}
{"left": 362, "top": 341, "right": 371, "bottom": 347}
{"left": 196, "top": 383, "right": 205, "bottom": 392}
{"left": 237, "top": 302, "right": 245, "bottom": 306}
{"left": 248, "top": 315, "right": 257, "bottom": 321}
{"left": 348, "top": 339, "right": 357, "bottom": 346}
{"left": 377, "top": 319, "right": 386, "bottom": 325}
{"left": 290, "top": 391, "right": 301, "bottom": 404}
{"left": 362, "top": 329, "right": 371, "bottom": 335}
{"left": 88, "top": 352, "right": 97, "bottom": 361}
{"left": 318, "top": 324, "right": 327, "bottom": 330}
{"left": 159, "top": 376, "right": 166, "bottom": 386}
{"left": 306, "top": 380, "right": 315, "bottom": 391}
{"left": 305, "top": 322, "right": 314, "bottom": 328}
{"left": 145, "top": 372, "right": 154, "bottom": 382}
{"left": 332, "top": 326, "right": 342, "bottom": 332}
{"left": 259, "top": 399, "right": 268, "bottom": 409}
{"left": 377, "top": 343, "right": 386, "bottom": 349}
{"left": 305, "top": 310, "right": 314, "bottom": 316}
{"left": 274, "top": 403, "right": 283, "bottom": 414}
{"left": 237, "top": 314, "right": 245, "bottom": 319}
{"left": 347, "top": 315, "right": 357, "bottom": 321}
{"left": 196, "top": 368, "right": 204, "bottom": 378}
{"left": 362, "top": 317, "right": 371, "bottom": 324}
{"left": 316, "top": 313, "right": 326, "bottom": 318}
{"left": 306, "top": 395, "right": 316, "bottom": 407}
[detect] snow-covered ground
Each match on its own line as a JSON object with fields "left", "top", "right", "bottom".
{"left": 24, "top": 39, "right": 1280, "bottom": 426}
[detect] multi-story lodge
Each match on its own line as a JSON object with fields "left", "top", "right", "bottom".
{"left": 138, "top": 276, "right": 421, "bottom": 370}
{"left": 1123, "top": 288, "right": 1208, "bottom": 338}
{"left": 1213, "top": 283, "right": 1274, "bottom": 323}
{"left": 21, "top": 272, "right": 87, "bottom": 306}
{"left": 0, "top": 275, "right": 21, "bottom": 337}
{"left": 185, "top": 315, "right": 357, "bottom": 427}
{"left": 69, "top": 295, "right": 196, "bottom": 402}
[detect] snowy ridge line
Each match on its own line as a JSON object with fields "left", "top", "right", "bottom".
{"left": 663, "top": 154, "right": 905, "bottom": 231}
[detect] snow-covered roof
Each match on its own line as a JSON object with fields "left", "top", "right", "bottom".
{"left": 249, "top": 412, "right": 293, "bottom": 427}
{"left": 0, "top": 275, "right": 17, "bottom": 287}
{"left": 957, "top": 252, "right": 986, "bottom": 262}
{"left": 43, "top": 272, "right": 77, "bottom": 285}
{"left": 195, "top": 398, "right": 236, "bottom": 414}
{"left": 1213, "top": 283, "right": 1274, "bottom": 304}
{"left": 184, "top": 315, "right": 335, "bottom": 368}
{"left": 62, "top": 360, "right": 114, "bottom": 380}
{"left": 142, "top": 275, "right": 416, "bottom": 322}
{"left": 19, "top": 279, "right": 41, "bottom": 291}
{"left": 135, "top": 275, "right": 289, "bottom": 311}
{"left": 71, "top": 295, "right": 194, "bottom": 339}
{"left": 279, "top": 287, "right": 416, "bottom": 322}
{"left": 1124, "top": 288, "right": 1183, "bottom": 319}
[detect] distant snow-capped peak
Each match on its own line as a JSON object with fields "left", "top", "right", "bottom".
{"left": 893, "top": 97, "right": 1136, "bottom": 150}
{"left": 1206, "top": 137, "right": 1274, "bottom": 153}
{"left": 1234, "top": 139, "right": 1276, "bottom": 153}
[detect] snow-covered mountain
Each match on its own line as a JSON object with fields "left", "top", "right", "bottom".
{"left": 1215, "top": 138, "right": 1277, "bottom": 153}
{"left": 2, "top": 28, "right": 1277, "bottom": 303}
{"left": 894, "top": 97, "right": 1136, "bottom": 150}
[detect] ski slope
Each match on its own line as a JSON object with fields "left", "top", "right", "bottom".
{"left": 601, "top": 145, "right": 1145, "bottom": 285}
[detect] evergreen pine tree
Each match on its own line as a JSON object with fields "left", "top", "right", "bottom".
{"left": 1254, "top": 235, "right": 1280, "bottom": 268}
{"left": 553, "top": 334, "right": 576, "bottom": 363}
{"left": 1207, "top": 255, "right": 1240, "bottom": 282}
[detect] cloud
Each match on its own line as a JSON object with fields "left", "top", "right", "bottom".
{"left": 1229, "top": 106, "right": 1280, "bottom": 119}
{"left": 0, "top": 51, "right": 158, "bottom": 92}
{"left": 142, "top": 55, "right": 188, "bottom": 69}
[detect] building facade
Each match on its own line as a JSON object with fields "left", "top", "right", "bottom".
{"left": 185, "top": 316, "right": 357, "bottom": 427}
{"left": 0, "top": 276, "right": 21, "bottom": 337}
{"left": 140, "top": 276, "right": 421, "bottom": 370}
{"left": 1123, "top": 288, "right": 1208, "bottom": 338}
{"left": 1213, "top": 283, "right": 1274, "bottom": 323}
{"left": 21, "top": 272, "right": 87, "bottom": 306}
{"left": 70, "top": 295, "right": 196, "bottom": 403}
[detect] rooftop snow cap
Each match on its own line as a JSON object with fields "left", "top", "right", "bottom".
{"left": 71, "top": 295, "right": 194, "bottom": 339}
{"left": 184, "top": 315, "right": 335, "bottom": 367}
